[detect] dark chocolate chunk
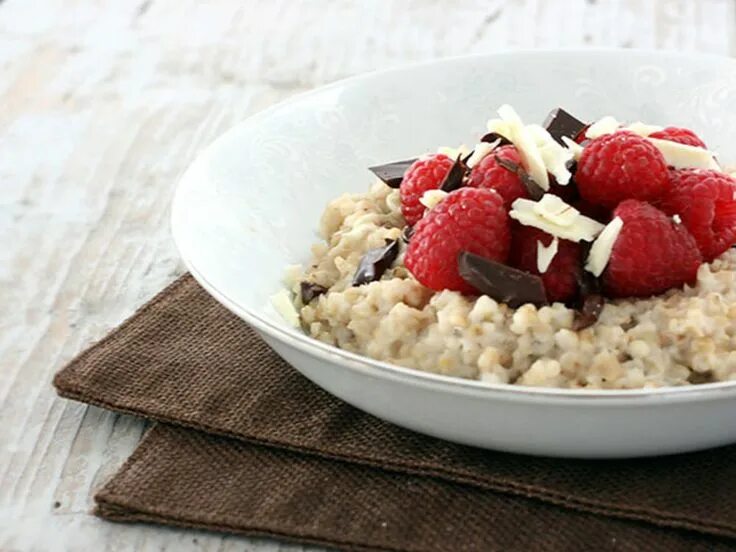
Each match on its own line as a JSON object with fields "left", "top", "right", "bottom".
{"left": 353, "top": 239, "right": 400, "bottom": 286}
{"left": 369, "top": 158, "right": 418, "bottom": 188}
{"left": 549, "top": 172, "right": 580, "bottom": 203}
{"left": 570, "top": 256, "right": 605, "bottom": 330}
{"left": 457, "top": 251, "right": 547, "bottom": 308}
{"left": 572, "top": 293, "right": 605, "bottom": 331}
{"left": 401, "top": 225, "right": 414, "bottom": 243}
{"left": 494, "top": 155, "right": 545, "bottom": 201}
{"left": 494, "top": 155, "right": 520, "bottom": 174}
{"left": 543, "top": 108, "right": 587, "bottom": 145}
{"left": 576, "top": 264, "right": 601, "bottom": 298}
{"left": 300, "top": 281, "right": 328, "bottom": 304}
{"left": 688, "top": 371, "right": 715, "bottom": 384}
{"left": 439, "top": 155, "right": 469, "bottom": 193}
{"left": 518, "top": 171, "right": 546, "bottom": 201}
{"left": 480, "top": 132, "right": 512, "bottom": 147}
{"left": 574, "top": 247, "right": 601, "bottom": 297}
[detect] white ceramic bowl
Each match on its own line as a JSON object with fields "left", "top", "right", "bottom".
{"left": 172, "top": 50, "right": 736, "bottom": 458}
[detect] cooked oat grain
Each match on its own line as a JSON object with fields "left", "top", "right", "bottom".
{"left": 291, "top": 181, "right": 736, "bottom": 389}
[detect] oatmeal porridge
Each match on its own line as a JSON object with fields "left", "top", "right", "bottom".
{"left": 278, "top": 106, "right": 736, "bottom": 389}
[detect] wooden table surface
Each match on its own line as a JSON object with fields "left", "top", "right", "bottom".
{"left": 2, "top": 0, "right": 735, "bottom": 550}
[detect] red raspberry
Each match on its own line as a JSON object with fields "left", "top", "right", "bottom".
{"left": 576, "top": 131, "right": 669, "bottom": 209}
{"left": 466, "top": 145, "right": 529, "bottom": 208}
{"left": 405, "top": 188, "right": 510, "bottom": 293}
{"left": 602, "top": 200, "right": 702, "bottom": 298}
{"left": 399, "top": 154, "right": 456, "bottom": 225}
{"left": 657, "top": 169, "right": 736, "bottom": 261}
{"left": 649, "top": 127, "right": 707, "bottom": 149}
{"left": 509, "top": 225, "right": 582, "bottom": 303}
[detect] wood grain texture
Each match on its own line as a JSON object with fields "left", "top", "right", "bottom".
{"left": 0, "top": 0, "right": 734, "bottom": 550}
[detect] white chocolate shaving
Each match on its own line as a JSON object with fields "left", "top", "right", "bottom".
{"left": 561, "top": 136, "right": 584, "bottom": 161}
{"left": 535, "top": 133, "right": 574, "bottom": 185}
{"left": 533, "top": 194, "right": 579, "bottom": 226}
{"left": 466, "top": 140, "right": 499, "bottom": 168}
{"left": 486, "top": 107, "right": 577, "bottom": 189}
{"left": 646, "top": 138, "right": 720, "bottom": 170}
{"left": 270, "top": 289, "right": 301, "bottom": 327}
{"left": 486, "top": 119, "right": 511, "bottom": 139}
{"left": 510, "top": 195, "right": 604, "bottom": 242}
{"left": 584, "top": 117, "right": 659, "bottom": 140}
{"left": 585, "top": 216, "right": 624, "bottom": 277}
{"left": 537, "top": 237, "right": 559, "bottom": 274}
{"left": 624, "top": 121, "right": 663, "bottom": 137}
{"left": 490, "top": 105, "right": 550, "bottom": 190}
{"left": 585, "top": 116, "right": 621, "bottom": 139}
{"left": 420, "top": 189, "right": 449, "bottom": 210}
{"left": 283, "top": 264, "right": 303, "bottom": 288}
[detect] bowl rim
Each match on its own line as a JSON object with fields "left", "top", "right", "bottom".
{"left": 172, "top": 48, "right": 736, "bottom": 403}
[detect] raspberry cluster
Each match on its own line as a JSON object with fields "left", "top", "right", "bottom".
{"left": 389, "top": 108, "right": 736, "bottom": 311}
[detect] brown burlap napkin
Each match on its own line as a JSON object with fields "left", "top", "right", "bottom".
{"left": 95, "top": 425, "right": 731, "bottom": 552}
{"left": 54, "top": 275, "right": 736, "bottom": 550}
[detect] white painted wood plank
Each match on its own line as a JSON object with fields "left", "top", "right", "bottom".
{"left": 1, "top": 0, "right": 734, "bottom": 550}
